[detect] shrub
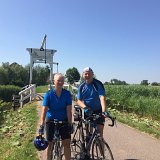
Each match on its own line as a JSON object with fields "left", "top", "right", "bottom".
{"left": 0, "top": 85, "right": 21, "bottom": 102}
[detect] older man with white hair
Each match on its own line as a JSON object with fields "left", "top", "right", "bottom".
{"left": 77, "top": 67, "right": 107, "bottom": 139}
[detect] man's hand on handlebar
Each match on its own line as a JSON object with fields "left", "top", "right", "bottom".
{"left": 84, "top": 106, "right": 92, "bottom": 116}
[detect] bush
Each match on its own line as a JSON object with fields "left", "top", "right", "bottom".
{"left": 0, "top": 85, "right": 21, "bottom": 102}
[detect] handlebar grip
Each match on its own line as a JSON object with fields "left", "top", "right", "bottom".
{"left": 108, "top": 117, "right": 116, "bottom": 127}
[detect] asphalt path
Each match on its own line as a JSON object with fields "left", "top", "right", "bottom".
{"left": 104, "top": 120, "right": 160, "bottom": 160}
{"left": 37, "top": 101, "right": 160, "bottom": 160}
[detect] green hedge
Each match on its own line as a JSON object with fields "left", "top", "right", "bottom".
{"left": 0, "top": 85, "right": 21, "bottom": 102}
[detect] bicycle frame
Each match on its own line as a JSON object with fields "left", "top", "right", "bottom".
{"left": 72, "top": 115, "right": 101, "bottom": 158}
{"left": 49, "top": 119, "right": 68, "bottom": 160}
{"left": 84, "top": 116, "right": 103, "bottom": 156}
{"left": 72, "top": 112, "right": 115, "bottom": 159}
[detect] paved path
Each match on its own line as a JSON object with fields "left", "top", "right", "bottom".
{"left": 37, "top": 101, "right": 160, "bottom": 160}
{"left": 104, "top": 121, "right": 160, "bottom": 160}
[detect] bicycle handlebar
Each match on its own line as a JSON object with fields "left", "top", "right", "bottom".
{"left": 86, "top": 113, "right": 116, "bottom": 127}
{"left": 74, "top": 105, "right": 116, "bottom": 127}
{"left": 108, "top": 116, "right": 116, "bottom": 127}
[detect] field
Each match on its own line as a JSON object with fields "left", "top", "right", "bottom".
{"left": 105, "top": 85, "right": 160, "bottom": 120}
{"left": 105, "top": 85, "right": 160, "bottom": 138}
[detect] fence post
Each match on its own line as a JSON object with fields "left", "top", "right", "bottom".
{"left": 30, "top": 87, "right": 32, "bottom": 102}
{"left": 20, "top": 94, "right": 23, "bottom": 107}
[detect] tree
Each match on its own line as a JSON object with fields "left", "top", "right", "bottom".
{"left": 0, "top": 67, "right": 7, "bottom": 85}
{"left": 65, "top": 67, "right": 80, "bottom": 84}
{"left": 110, "top": 79, "right": 127, "bottom": 85}
{"left": 32, "top": 65, "right": 50, "bottom": 85}
{"left": 140, "top": 80, "right": 149, "bottom": 85}
{"left": 151, "top": 82, "right": 159, "bottom": 86}
{"left": 0, "top": 62, "right": 10, "bottom": 85}
{"left": 0, "top": 62, "right": 50, "bottom": 86}
{"left": 104, "top": 81, "right": 109, "bottom": 85}
{"left": 9, "top": 62, "right": 28, "bottom": 86}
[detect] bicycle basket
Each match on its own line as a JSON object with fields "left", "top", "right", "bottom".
{"left": 74, "top": 105, "right": 82, "bottom": 121}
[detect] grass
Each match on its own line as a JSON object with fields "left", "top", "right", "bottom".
{"left": 108, "top": 108, "right": 160, "bottom": 139}
{"left": 36, "top": 85, "right": 48, "bottom": 93}
{"left": 0, "top": 85, "right": 159, "bottom": 160}
{"left": 0, "top": 101, "right": 39, "bottom": 160}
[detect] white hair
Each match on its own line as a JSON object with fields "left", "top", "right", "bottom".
{"left": 83, "top": 67, "right": 93, "bottom": 73}
{"left": 54, "top": 73, "right": 64, "bottom": 81}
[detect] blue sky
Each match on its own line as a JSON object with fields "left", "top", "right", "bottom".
{"left": 0, "top": 0, "right": 160, "bottom": 84}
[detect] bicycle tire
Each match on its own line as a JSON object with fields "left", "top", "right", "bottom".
{"left": 50, "top": 141, "right": 64, "bottom": 160}
{"left": 72, "top": 122, "right": 82, "bottom": 144}
{"left": 91, "top": 138, "right": 114, "bottom": 160}
{"left": 71, "top": 142, "right": 81, "bottom": 159}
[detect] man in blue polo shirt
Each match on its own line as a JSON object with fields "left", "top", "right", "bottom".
{"left": 39, "top": 73, "right": 72, "bottom": 160}
{"left": 77, "top": 67, "right": 107, "bottom": 138}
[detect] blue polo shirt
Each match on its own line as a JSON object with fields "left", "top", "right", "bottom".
{"left": 42, "top": 88, "right": 72, "bottom": 121}
{"left": 77, "top": 79, "right": 105, "bottom": 111}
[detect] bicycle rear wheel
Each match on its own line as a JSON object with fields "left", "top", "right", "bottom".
{"left": 91, "top": 138, "right": 114, "bottom": 160}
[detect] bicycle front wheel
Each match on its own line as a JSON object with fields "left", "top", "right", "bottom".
{"left": 91, "top": 138, "right": 114, "bottom": 160}
{"left": 71, "top": 142, "right": 81, "bottom": 160}
{"left": 50, "top": 141, "right": 64, "bottom": 160}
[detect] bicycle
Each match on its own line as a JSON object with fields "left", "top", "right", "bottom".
{"left": 48, "top": 119, "right": 69, "bottom": 160}
{"left": 71, "top": 105, "right": 116, "bottom": 160}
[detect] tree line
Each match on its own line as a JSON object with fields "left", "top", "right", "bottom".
{"left": 0, "top": 62, "right": 81, "bottom": 87}
{"left": 0, "top": 62, "right": 159, "bottom": 87}
{"left": 0, "top": 62, "right": 50, "bottom": 87}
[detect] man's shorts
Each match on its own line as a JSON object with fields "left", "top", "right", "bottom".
{"left": 84, "top": 108, "right": 105, "bottom": 125}
{"left": 45, "top": 120, "right": 71, "bottom": 142}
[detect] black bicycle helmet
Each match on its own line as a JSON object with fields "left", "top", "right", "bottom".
{"left": 34, "top": 135, "right": 48, "bottom": 151}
